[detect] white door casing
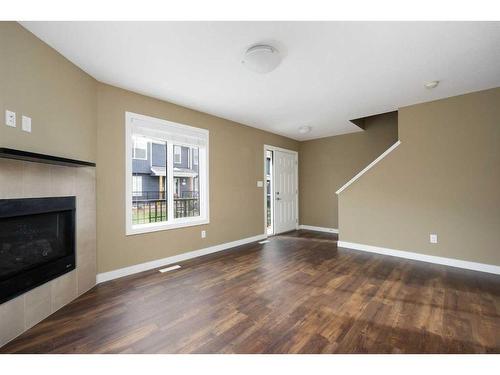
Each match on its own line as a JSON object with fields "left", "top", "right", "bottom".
{"left": 274, "top": 150, "right": 298, "bottom": 234}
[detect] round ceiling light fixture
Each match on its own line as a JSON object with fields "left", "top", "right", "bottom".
{"left": 241, "top": 44, "right": 281, "bottom": 74}
{"left": 299, "top": 125, "right": 312, "bottom": 134}
{"left": 424, "top": 80, "right": 439, "bottom": 89}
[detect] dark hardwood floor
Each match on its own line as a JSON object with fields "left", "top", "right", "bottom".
{"left": 2, "top": 230, "right": 499, "bottom": 353}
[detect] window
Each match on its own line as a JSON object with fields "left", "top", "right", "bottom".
{"left": 193, "top": 148, "right": 199, "bottom": 166}
{"left": 132, "top": 175, "right": 143, "bottom": 197}
{"left": 126, "top": 112, "right": 209, "bottom": 235}
{"left": 174, "top": 145, "right": 200, "bottom": 218}
{"left": 174, "top": 145, "right": 182, "bottom": 164}
{"left": 132, "top": 137, "right": 148, "bottom": 160}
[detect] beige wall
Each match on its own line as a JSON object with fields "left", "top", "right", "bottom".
{"left": 339, "top": 88, "right": 500, "bottom": 266}
{"left": 2, "top": 20, "right": 498, "bottom": 308}
{"left": 0, "top": 22, "right": 97, "bottom": 162}
{"left": 96, "top": 83, "right": 298, "bottom": 273}
{"left": 299, "top": 112, "right": 398, "bottom": 229}
{"left": 0, "top": 22, "right": 97, "bottom": 347}
{"left": 0, "top": 21, "right": 298, "bottom": 277}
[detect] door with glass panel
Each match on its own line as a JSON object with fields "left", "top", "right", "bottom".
{"left": 274, "top": 150, "right": 298, "bottom": 234}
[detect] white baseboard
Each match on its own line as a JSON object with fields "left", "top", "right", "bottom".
{"left": 338, "top": 241, "right": 500, "bottom": 275}
{"left": 96, "top": 233, "right": 267, "bottom": 283}
{"left": 299, "top": 225, "right": 339, "bottom": 234}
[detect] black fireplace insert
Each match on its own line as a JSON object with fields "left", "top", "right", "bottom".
{"left": 0, "top": 197, "right": 76, "bottom": 304}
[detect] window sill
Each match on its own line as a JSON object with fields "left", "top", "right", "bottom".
{"left": 126, "top": 218, "right": 209, "bottom": 236}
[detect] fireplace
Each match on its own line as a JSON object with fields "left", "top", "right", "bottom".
{"left": 0, "top": 197, "right": 76, "bottom": 304}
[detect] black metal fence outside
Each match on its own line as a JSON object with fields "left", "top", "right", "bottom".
{"left": 132, "top": 191, "right": 200, "bottom": 224}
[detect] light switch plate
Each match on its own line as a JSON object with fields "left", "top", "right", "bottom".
{"left": 22, "top": 115, "right": 32, "bottom": 132}
{"left": 5, "top": 110, "right": 16, "bottom": 127}
{"left": 257, "top": 180, "right": 264, "bottom": 187}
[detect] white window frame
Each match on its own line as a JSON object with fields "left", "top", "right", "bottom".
{"left": 174, "top": 145, "right": 182, "bottom": 164}
{"left": 132, "top": 137, "right": 148, "bottom": 160}
{"left": 125, "top": 112, "right": 209, "bottom": 235}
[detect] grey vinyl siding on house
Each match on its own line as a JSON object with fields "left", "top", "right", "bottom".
{"left": 132, "top": 142, "right": 199, "bottom": 198}
{"left": 133, "top": 143, "right": 161, "bottom": 199}
{"left": 132, "top": 143, "right": 166, "bottom": 172}
{"left": 176, "top": 146, "right": 189, "bottom": 169}
{"left": 141, "top": 175, "right": 161, "bottom": 195}
{"left": 151, "top": 143, "right": 166, "bottom": 167}
{"left": 133, "top": 143, "right": 197, "bottom": 170}
{"left": 173, "top": 145, "right": 199, "bottom": 171}
{"left": 132, "top": 143, "right": 151, "bottom": 174}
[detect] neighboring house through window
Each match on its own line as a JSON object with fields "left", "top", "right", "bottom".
{"left": 193, "top": 148, "right": 199, "bottom": 166}
{"left": 132, "top": 137, "right": 148, "bottom": 160}
{"left": 174, "top": 145, "right": 182, "bottom": 164}
{"left": 132, "top": 175, "right": 142, "bottom": 196}
{"left": 126, "top": 112, "right": 209, "bottom": 235}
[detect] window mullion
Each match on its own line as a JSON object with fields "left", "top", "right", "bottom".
{"left": 167, "top": 142, "right": 174, "bottom": 222}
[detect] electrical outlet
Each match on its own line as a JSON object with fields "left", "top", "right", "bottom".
{"left": 5, "top": 110, "right": 16, "bottom": 127}
{"left": 201, "top": 230, "right": 206, "bottom": 239}
{"left": 257, "top": 180, "right": 264, "bottom": 187}
{"left": 430, "top": 234, "right": 438, "bottom": 244}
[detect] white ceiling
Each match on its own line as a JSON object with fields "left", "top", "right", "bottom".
{"left": 21, "top": 21, "right": 500, "bottom": 140}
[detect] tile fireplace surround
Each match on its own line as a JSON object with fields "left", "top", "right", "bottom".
{"left": 0, "top": 158, "right": 97, "bottom": 347}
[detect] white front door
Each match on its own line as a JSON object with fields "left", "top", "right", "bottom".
{"left": 274, "top": 150, "right": 298, "bottom": 234}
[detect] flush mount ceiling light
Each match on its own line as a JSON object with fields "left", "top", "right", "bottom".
{"left": 299, "top": 125, "right": 312, "bottom": 134}
{"left": 424, "top": 80, "right": 440, "bottom": 89}
{"left": 241, "top": 44, "right": 281, "bottom": 74}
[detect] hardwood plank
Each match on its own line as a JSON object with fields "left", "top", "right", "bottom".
{"left": 1, "top": 230, "right": 499, "bottom": 354}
